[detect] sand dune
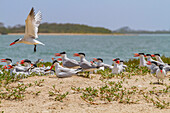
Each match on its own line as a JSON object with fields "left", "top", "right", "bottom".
{"left": 0, "top": 73, "right": 169, "bottom": 113}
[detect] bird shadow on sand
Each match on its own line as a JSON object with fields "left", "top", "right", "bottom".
{"left": 77, "top": 74, "right": 92, "bottom": 79}
{"left": 49, "top": 76, "right": 58, "bottom": 79}
{"left": 152, "top": 82, "right": 163, "bottom": 85}
{"left": 49, "top": 76, "right": 73, "bottom": 79}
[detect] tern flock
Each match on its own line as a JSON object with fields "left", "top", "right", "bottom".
{"left": 0, "top": 8, "right": 168, "bottom": 84}
{"left": 0, "top": 52, "right": 169, "bottom": 84}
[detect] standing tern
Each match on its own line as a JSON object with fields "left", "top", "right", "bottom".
{"left": 145, "top": 54, "right": 158, "bottom": 73}
{"left": 55, "top": 52, "right": 80, "bottom": 68}
{"left": 1, "top": 58, "right": 12, "bottom": 68}
{"left": 93, "top": 58, "right": 113, "bottom": 70}
{"left": 10, "top": 7, "right": 44, "bottom": 52}
{"left": 151, "top": 54, "right": 164, "bottom": 64}
{"left": 134, "top": 53, "right": 147, "bottom": 67}
{"left": 112, "top": 58, "right": 121, "bottom": 74}
{"left": 1, "top": 58, "right": 13, "bottom": 72}
{"left": 6, "top": 64, "right": 30, "bottom": 77}
{"left": 50, "top": 60, "right": 82, "bottom": 78}
{"left": 73, "top": 53, "right": 98, "bottom": 72}
{"left": 119, "top": 60, "right": 127, "bottom": 71}
{"left": 147, "top": 61, "right": 169, "bottom": 84}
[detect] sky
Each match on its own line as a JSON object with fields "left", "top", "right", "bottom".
{"left": 1, "top": 0, "right": 170, "bottom": 31}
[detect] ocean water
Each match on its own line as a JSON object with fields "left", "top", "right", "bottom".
{"left": 0, "top": 34, "right": 170, "bottom": 65}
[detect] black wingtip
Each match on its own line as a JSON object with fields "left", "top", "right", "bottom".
{"left": 29, "top": 7, "right": 35, "bottom": 16}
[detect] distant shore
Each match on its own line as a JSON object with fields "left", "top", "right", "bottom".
{"left": 2, "top": 33, "right": 137, "bottom": 36}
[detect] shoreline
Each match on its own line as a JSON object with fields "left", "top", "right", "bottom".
{"left": 2, "top": 33, "right": 137, "bottom": 36}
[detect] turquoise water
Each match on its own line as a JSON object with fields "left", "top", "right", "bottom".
{"left": 0, "top": 34, "right": 170, "bottom": 65}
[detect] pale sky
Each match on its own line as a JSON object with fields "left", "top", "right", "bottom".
{"left": 0, "top": 0, "right": 170, "bottom": 30}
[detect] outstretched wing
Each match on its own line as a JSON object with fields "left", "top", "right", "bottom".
{"left": 24, "top": 7, "right": 42, "bottom": 39}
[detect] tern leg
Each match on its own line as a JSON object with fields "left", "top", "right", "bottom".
{"left": 34, "top": 45, "right": 37, "bottom": 52}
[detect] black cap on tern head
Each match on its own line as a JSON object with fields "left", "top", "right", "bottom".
{"left": 154, "top": 54, "right": 160, "bottom": 56}
{"left": 24, "top": 59, "right": 32, "bottom": 64}
{"left": 113, "top": 58, "right": 120, "bottom": 61}
{"left": 159, "top": 65, "right": 164, "bottom": 70}
{"left": 52, "top": 60, "right": 58, "bottom": 65}
{"left": 139, "top": 53, "right": 145, "bottom": 55}
{"left": 60, "top": 52, "right": 66, "bottom": 54}
{"left": 120, "top": 60, "right": 124, "bottom": 62}
{"left": 78, "top": 53, "right": 85, "bottom": 56}
{"left": 5, "top": 58, "right": 12, "bottom": 62}
{"left": 97, "top": 58, "right": 103, "bottom": 62}
{"left": 115, "top": 58, "right": 120, "bottom": 60}
{"left": 151, "top": 61, "right": 158, "bottom": 66}
{"left": 146, "top": 54, "right": 151, "bottom": 56}
{"left": 12, "top": 64, "right": 16, "bottom": 66}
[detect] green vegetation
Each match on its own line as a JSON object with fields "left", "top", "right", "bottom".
{"left": 0, "top": 22, "right": 112, "bottom": 34}
{"left": 48, "top": 85, "right": 69, "bottom": 102}
{"left": 1, "top": 22, "right": 170, "bottom": 34}
{"left": 0, "top": 57, "right": 169, "bottom": 109}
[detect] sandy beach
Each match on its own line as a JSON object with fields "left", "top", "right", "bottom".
{"left": 0, "top": 72, "right": 169, "bottom": 113}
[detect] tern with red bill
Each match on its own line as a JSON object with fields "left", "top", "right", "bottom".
{"left": 119, "top": 60, "right": 127, "bottom": 71}
{"left": 145, "top": 54, "right": 163, "bottom": 73}
{"left": 73, "top": 53, "right": 98, "bottom": 72}
{"left": 156, "top": 65, "right": 167, "bottom": 84}
{"left": 20, "top": 59, "right": 49, "bottom": 75}
{"left": 1, "top": 58, "right": 26, "bottom": 73}
{"left": 55, "top": 52, "right": 80, "bottom": 68}
{"left": 1, "top": 59, "right": 31, "bottom": 77}
{"left": 1, "top": 58, "right": 13, "bottom": 70}
{"left": 93, "top": 58, "right": 113, "bottom": 70}
{"left": 1, "top": 58, "right": 12, "bottom": 64}
{"left": 134, "top": 53, "right": 147, "bottom": 67}
{"left": 9, "top": 7, "right": 44, "bottom": 52}
{"left": 147, "top": 61, "right": 168, "bottom": 84}
{"left": 112, "top": 58, "right": 121, "bottom": 74}
{"left": 147, "top": 61, "right": 169, "bottom": 84}
{"left": 145, "top": 54, "right": 156, "bottom": 70}
{"left": 153, "top": 64, "right": 167, "bottom": 84}
{"left": 151, "top": 54, "right": 164, "bottom": 64}
{"left": 7, "top": 64, "right": 31, "bottom": 77}
{"left": 146, "top": 54, "right": 154, "bottom": 62}
{"left": 50, "top": 60, "right": 82, "bottom": 78}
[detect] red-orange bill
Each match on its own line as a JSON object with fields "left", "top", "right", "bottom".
{"left": 93, "top": 58, "right": 97, "bottom": 62}
{"left": 57, "top": 58, "right": 62, "bottom": 61}
{"left": 134, "top": 53, "right": 139, "bottom": 57}
{"left": 116, "top": 60, "right": 120, "bottom": 64}
{"left": 55, "top": 53, "right": 61, "bottom": 56}
{"left": 73, "top": 53, "right": 80, "bottom": 56}
{"left": 50, "top": 65, "right": 54, "bottom": 70}
{"left": 10, "top": 42, "right": 15, "bottom": 46}
{"left": 147, "top": 61, "right": 151, "bottom": 65}
{"left": 1, "top": 59, "right": 6, "bottom": 62}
